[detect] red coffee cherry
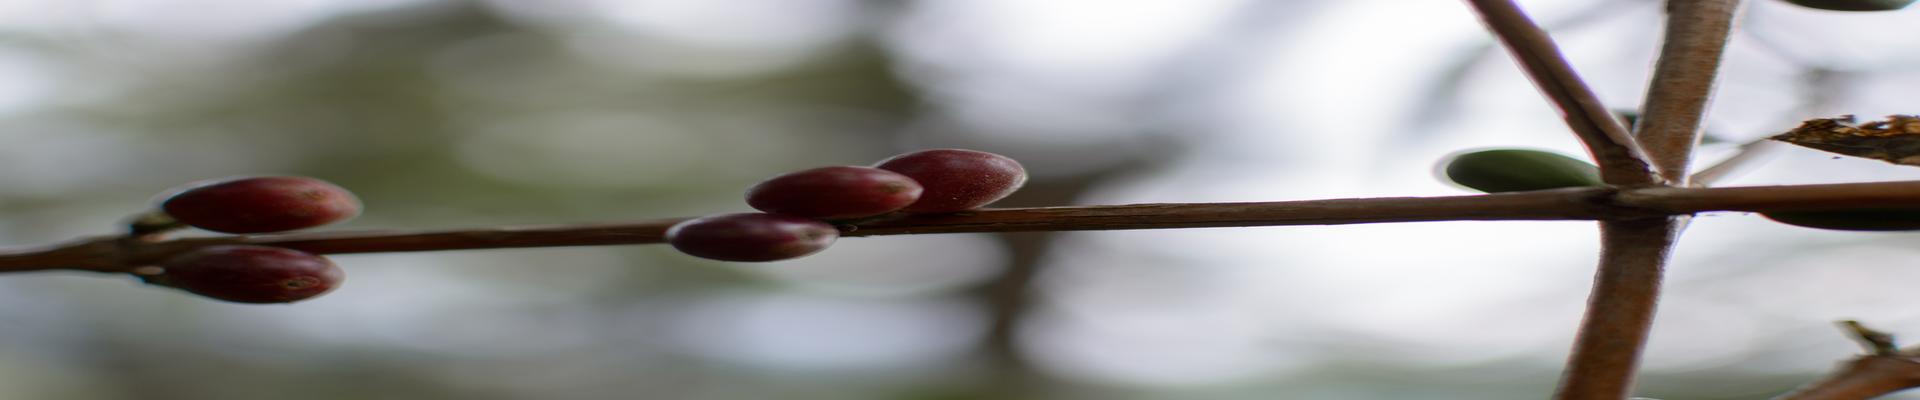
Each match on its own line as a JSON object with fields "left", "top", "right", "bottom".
{"left": 666, "top": 213, "right": 839, "bottom": 262}
{"left": 874, "top": 149, "right": 1027, "bottom": 213}
{"left": 746, "top": 166, "right": 924, "bottom": 220}
{"left": 149, "top": 245, "right": 345, "bottom": 304}
{"left": 160, "top": 176, "right": 361, "bottom": 234}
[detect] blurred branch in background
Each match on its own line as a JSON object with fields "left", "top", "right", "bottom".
{"left": 970, "top": 163, "right": 1151, "bottom": 399}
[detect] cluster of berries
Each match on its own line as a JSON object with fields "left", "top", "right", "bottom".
{"left": 121, "top": 149, "right": 1023, "bottom": 301}
{"left": 143, "top": 176, "right": 360, "bottom": 303}
{"left": 667, "top": 149, "right": 1026, "bottom": 262}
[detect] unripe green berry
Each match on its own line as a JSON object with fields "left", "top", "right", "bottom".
{"left": 1782, "top": 0, "right": 1914, "bottom": 11}
{"left": 1442, "top": 149, "right": 1603, "bottom": 193}
{"left": 1762, "top": 209, "right": 1920, "bottom": 231}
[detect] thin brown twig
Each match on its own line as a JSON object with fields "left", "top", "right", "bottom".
{"left": 1634, "top": 0, "right": 1741, "bottom": 185}
{"left": 1691, "top": 139, "right": 1784, "bottom": 186}
{"left": 1776, "top": 357, "right": 1920, "bottom": 400}
{"left": 1840, "top": 320, "right": 1898, "bottom": 356}
{"left": 1694, "top": 68, "right": 1850, "bottom": 187}
{"left": 1776, "top": 322, "right": 1920, "bottom": 400}
{"left": 1463, "top": 0, "right": 1659, "bottom": 186}
{"left": 12, "top": 181, "right": 1920, "bottom": 274}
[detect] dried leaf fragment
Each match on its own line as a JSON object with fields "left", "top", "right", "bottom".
{"left": 1771, "top": 115, "right": 1920, "bottom": 166}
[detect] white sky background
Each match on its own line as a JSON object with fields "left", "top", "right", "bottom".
{"left": 3, "top": 0, "right": 1920, "bottom": 397}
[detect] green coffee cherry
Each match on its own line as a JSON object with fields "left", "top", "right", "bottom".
{"left": 1782, "top": 0, "right": 1914, "bottom": 11}
{"left": 1442, "top": 149, "right": 1603, "bottom": 193}
{"left": 1761, "top": 209, "right": 1920, "bottom": 231}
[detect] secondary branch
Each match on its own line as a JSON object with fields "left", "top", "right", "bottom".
{"left": 1464, "top": 0, "right": 1659, "bottom": 185}
{"left": 8, "top": 181, "right": 1920, "bottom": 274}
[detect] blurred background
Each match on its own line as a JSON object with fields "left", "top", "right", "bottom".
{"left": 2, "top": 0, "right": 1919, "bottom": 398}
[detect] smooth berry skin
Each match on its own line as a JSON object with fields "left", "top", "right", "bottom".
{"left": 747, "top": 166, "right": 924, "bottom": 220}
{"left": 874, "top": 149, "right": 1027, "bottom": 213}
{"left": 151, "top": 245, "right": 345, "bottom": 304}
{"left": 666, "top": 213, "right": 838, "bottom": 262}
{"left": 160, "top": 176, "right": 361, "bottom": 234}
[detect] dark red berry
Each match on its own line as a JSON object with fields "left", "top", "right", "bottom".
{"left": 666, "top": 213, "right": 838, "bottom": 262}
{"left": 874, "top": 149, "right": 1027, "bottom": 213}
{"left": 149, "top": 245, "right": 345, "bottom": 304}
{"left": 746, "top": 166, "right": 924, "bottom": 220}
{"left": 160, "top": 176, "right": 361, "bottom": 234}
